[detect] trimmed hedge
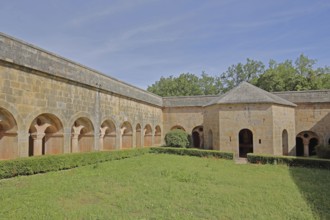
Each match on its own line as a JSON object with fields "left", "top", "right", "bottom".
{"left": 164, "top": 129, "right": 190, "bottom": 148}
{"left": 316, "top": 145, "right": 330, "bottom": 159}
{"left": 247, "top": 153, "right": 330, "bottom": 169}
{"left": 0, "top": 148, "right": 149, "bottom": 180}
{"left": 149, "top": 147, "right": 234, "bottom": 160}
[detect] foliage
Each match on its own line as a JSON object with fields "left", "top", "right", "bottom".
{"left": 220, "top": 58, "right": 265, "bottom": 92}
{"left": 149, "top": 147, "right": 233, "bottom": 159}
{"left": 147, "top": 72, "right": 222, "bottom": 96}
{"left": 164, "top": 129, "right": 190, "bottom": 148}
{"left": 316, "top": 145, "right": 330, "bottom": 159}
{"left": 0, "top": 148, "right": 148, "bottom": 179}
{"left": 247, "top": 153, "right": 330, "bottom": 169}
{"left": 147, "top": 54, "right": 330, "bottom": 96}
{"left": 0, "top": 154, "right": 329, "bottom": 219}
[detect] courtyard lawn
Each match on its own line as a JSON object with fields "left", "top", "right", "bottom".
{"left": 0, "top": 154, "right": 329, "bottom": 219}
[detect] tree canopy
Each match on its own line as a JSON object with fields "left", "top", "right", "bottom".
{"left": 147, "top": 54, "right": 330, "bottom": 97}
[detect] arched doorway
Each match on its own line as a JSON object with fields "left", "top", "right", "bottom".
{"left": 100, "top": 120, "right": 116, "bottom": 151}
{"left": 121, "top": 121, "right": 133, "bottom": 149}
{"left": 296, "top": 137, "right": 304, "bottom": 156}
{"left": 71, "top": 117, "right": 94, "bottom": 153}
{"left": 208, "top": 130, "right": 213, "bottom": 150}
{"left": 296, "top": 131, "right": 319, "bottom": 157}
{"left": 309, "top": 138, "right": 318, "bottom": 156}
{"left": 282, "top": 129, "right": 288, "bottom": 156}
{"left": 154, "top": 125, "right": 161, "bottom": 146}
{"left": 170, "top": 125, "right": 185, "bottom": 131}
{"left": 192, "top": 126, "right": 203, "bottom": 148}
{"left": 144, "top": 124, "right": 152, "bottom": 147}
{"left": 0, "top": 107, "right": 18, "bottom": 160}
{"left": 136, "top": 124, "right": 142, "bottom": 148}
{"left": 239, "top": 129, "right": 253, "bottom": 158}
{"left": 29, "top": 113, "right": 64, "bottom": 156}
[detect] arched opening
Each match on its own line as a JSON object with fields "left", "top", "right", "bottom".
{"left": 170, "top": 125, "right": 185, "bottom": 131}
{"left": 296, "top": 137, "right": 304, "bottom": 156}
{"left": 296, "top": 131, "right": 319, "bottom": 157}
{"left": 328, "top": 138, "right": 330, "bottom": 145}
{"left": 239, "top": 129, "right": 253, "bottom": 158}
{"left": 192, "top": 126, "right": 203, "bottom": 148}
{"left": 100, "top": 120, "right": 116, "bottom": 151}
{"left": 136, "top": 124, "right": 142, "bottom": 148}
{"left": 208, "top": 130, "right": 213, "bottom": 150}
{"left": 29, "top": 113, "right": 64, "bottom": 156}
{"left": 121, "top": 121, "right": 133, "bottom": 149}
{"left": 71, "top": 117, "right": 94, "bottom": 153}
{"left": 154, "top": 125, "right": 161, "bottom": 146}
{"left": 309, "top": 138, "right": 318, "bottom": 156}
{"left": 282, "top": 129, "right": 288, "bottom": 156}
{"left": 0, "top": 107, "right": 18, "bottom": 160}
{"left": 144, "top": 124, "right": 152, "bottom": 147}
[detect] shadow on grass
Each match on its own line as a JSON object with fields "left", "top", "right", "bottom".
{"left": 289, "top": 166, "right": 330, "bottom": 219}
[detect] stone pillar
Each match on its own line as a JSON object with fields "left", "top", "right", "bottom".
{"left": 31, "top": 132, "right": 45, "bottom": 156}
{"left": 63, "top": 127, "right": 72, "bottom": 154}
{"left": 30, "top": 123, "right": 50, "bottom": 156}
{"left": 72, "top": 125, "right": 84, "bottom": 153}
{"left": 99, "top": 126, "right": 108, "bottom": 151}
{"left": 119, "top": 127, "right": 126, "bottom": 149}
{"left": 303, "top": 139, "right": 309, "bottom": 157}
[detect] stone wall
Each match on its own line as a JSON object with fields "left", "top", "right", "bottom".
{"left": 294, "top": 103, "right": 330, "bottom": 145}
{"left": 0, "top": 61, "right": 163, "bottom": 159}
{"left": 162, "top": 106, "right": 204, "bottom": 135}
{"left": 271, "top": 105, "right": 296, "bottom": 156}
{"left": 217, "top": 104, "right": 274, "bottom": 156}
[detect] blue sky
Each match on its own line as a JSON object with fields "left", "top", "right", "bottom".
{"left": 1, "top": 0, "right": 330, "bottom": 89}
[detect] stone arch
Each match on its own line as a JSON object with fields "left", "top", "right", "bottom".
{"left": 0, "top": 107, "right": 18, "bottom": 160}
{"left": 28, "top": 113, "right": 64, "bottom": 156}
{"left": 296, "top": 131, "right": 319, "bottom": 157}
{"left": 0, "top": 101, "right": 23, "bottom": 131}
{"left": 192, "top": 126, "right": 203, "bottom": 148}
{"left": 208, "top": 129, "right": 213, "bottom": 150}
{"left": 136, "top": 123, "right": 142, "bottom": 148}
{"left": 100, "top": 119, "right": 116, "bottom": 151}
{"left": 282, "top": 129, "right": 289, "bottom": 156}
{"left": 144, "top": 124, "right": 153, "bottom": 147}
{"left": 71, "top": 117, "right": 94, "bottom": 153}
{"left": 154, "top": 125, "right": 161, "bottom": 146}
{"left": 121, "top": 121, "right": 133, "bottom": 149}
{"left": 239, "top": 129, "right": 253, "bottom": 158}
{"left": 170, "top": 125, "right": 186, "bottom": 131}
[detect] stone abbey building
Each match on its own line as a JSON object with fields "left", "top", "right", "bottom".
{"left": 0, "top": 33, "right": 329, "bottom": 160}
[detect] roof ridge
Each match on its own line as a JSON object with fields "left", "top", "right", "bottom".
{"left": 205, "top": 82, "right": 296, "bottom": 107}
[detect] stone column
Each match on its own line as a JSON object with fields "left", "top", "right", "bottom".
{"left": 99, "top": 126, "right": 108, "bottom": 151}
{"left": 30, "top": 123, "right": 50, "bottom": 156}
{"left": 30, "top": 132, "right": 45, "bottom": 156}
{"left": 72, "top": 125, "right": 84, "bottom": 153}
{"left": 303, "top": 139, "right": 309, "bottom": 157}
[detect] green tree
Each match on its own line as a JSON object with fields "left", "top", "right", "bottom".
{"left": 147, "top": 72, "right": 223, "bottom": 97}
{"left": 220, "top": 58, "right": 265, "bottom": 92}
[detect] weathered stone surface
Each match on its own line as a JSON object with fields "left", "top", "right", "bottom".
{"left": 0, "top": 32, "right": 329, "bottom": 160}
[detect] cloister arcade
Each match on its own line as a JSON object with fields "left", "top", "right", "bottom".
{"left": 0, "top": 106, "right": 162, "bottom": 160}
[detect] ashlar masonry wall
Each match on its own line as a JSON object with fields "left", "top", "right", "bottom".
{"left": 0, "top": 33, "right": 163, "bottom": 160}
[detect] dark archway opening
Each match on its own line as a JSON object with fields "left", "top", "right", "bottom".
{"left": 239, "top": 129, "right": 253, "bottom": 158}
{"left": 296, "top": 137, "right": 304, "bottom": 156}
{"left": 192, "top": 131, "right": 200, "bottom": 148}
{"left": 282, "top": 129, "right": 289, "bottom": 156}
{"left": 309, "top": 138, "right": 318, "bottom": 156}
{"left": 28, "top": 135, "right": 33, "bottom": 156}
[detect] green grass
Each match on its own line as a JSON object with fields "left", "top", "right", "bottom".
{"left": 0, "top": 154, "right": 329, "bottom": 219}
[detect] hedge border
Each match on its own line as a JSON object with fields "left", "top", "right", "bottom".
{"left": 247, "top": 153, "right": 330, "bottom": 169}
{"left": 0, "top": 148, "right": 149, "bottom": 180}
{"left": 149, "top": 147, "right": 234, "bottom": 160}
